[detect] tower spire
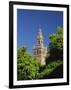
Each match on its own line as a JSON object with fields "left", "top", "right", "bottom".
{"left": 37, "top": 25, "right": 43, "bottom": 48}
{"left": 39, "top": 24, "right": 42, "bottom": 32}
{"left": 37, "top": 24, "right": 43, "bottom": 39}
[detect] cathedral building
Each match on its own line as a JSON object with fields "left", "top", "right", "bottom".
{"left": 33, "top": 27, "right": 47, "bottom": 65}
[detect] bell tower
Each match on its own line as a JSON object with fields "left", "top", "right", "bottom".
{"left": 33, "top": 26, "right": 47, "bottom": 65}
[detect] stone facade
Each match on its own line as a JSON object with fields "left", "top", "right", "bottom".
{"left": 33, "top": 27, "right": 47, "bottom": 65}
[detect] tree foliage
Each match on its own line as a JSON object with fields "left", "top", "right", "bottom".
{"left": 49, "top": 26, "right": 63, "bottom": 49}
{"left": 46, "top": 26, "right": 63, "bottom": 63}
{"left": 39, "top": 60, "right": 63, "bottom": 79}
{"left": 17, "top": 46, "right": 40, "bottom": 80}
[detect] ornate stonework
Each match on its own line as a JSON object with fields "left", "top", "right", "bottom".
{"left": 33, "top": 27, "right": 47, "bottom": 65}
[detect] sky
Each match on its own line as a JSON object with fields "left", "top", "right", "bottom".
{"left": 17, "top": 9, "right": 63, "bottom": 54}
